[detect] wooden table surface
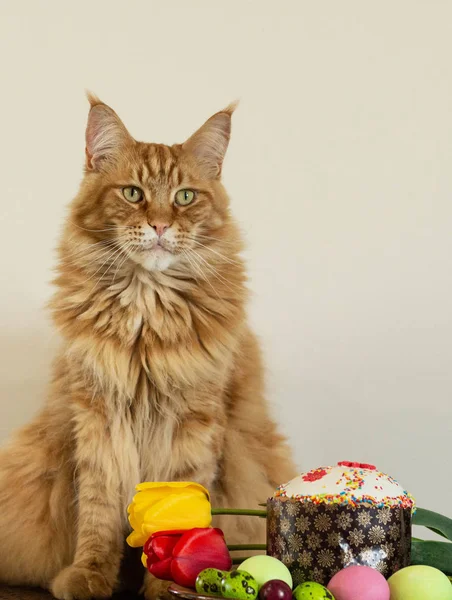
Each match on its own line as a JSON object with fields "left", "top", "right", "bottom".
{"left": 0, "top": 587, "right": 141, "bottom": 600}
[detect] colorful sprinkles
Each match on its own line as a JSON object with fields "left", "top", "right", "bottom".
{"left": 302, "top": 467, "right": 330, "bottom": 482}
{"left": 275, "top": 462, "right": 416, "bottom": 510}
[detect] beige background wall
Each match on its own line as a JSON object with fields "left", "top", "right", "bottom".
{"left": 0, "top": 1, "right": 451, "bottom": 525}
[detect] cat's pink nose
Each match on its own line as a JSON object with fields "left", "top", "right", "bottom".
{"left": 150, "top": 222, "right": 169, "bottom": 237}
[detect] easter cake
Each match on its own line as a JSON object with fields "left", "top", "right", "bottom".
{"left": 267, "top": 461, "right": 414, "bottom": 586}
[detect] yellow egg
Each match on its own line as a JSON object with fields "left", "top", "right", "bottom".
{"left": 388, "top": 565, "right": 452, "bottom": 600}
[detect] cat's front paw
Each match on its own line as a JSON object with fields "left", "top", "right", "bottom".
{"left": 50, "top": 565, "right": 113, "bottom": 600}
{"left": 143, "top": 572, "right": 172, "bottom": 600}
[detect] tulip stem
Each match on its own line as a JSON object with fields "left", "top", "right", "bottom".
{"left": 212, "top": 508, "right": 267, "bottom": 518}
{"left": 227, "top": 544, "right": 267, "bottom": 551}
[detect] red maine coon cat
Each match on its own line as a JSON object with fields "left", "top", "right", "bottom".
{"left": 0, "top": 95, "right": 296, "bottom": 600}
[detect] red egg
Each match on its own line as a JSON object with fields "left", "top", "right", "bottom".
{"left": 258, "top": 580, "right": 292, "bottom": 600}
{"left": 327, "top": 566, "right": 390, "bottom": 600}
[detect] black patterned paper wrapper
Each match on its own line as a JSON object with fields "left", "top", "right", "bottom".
{"left": 266, "top": 498, "right": 411, "bottom": 586}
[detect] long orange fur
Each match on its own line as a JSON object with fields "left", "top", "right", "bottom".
{"left": 0, "top": 96, "right": 296, "bottom": 600}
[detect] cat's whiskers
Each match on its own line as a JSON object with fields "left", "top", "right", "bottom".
{"left": 182, "top": 250, "right": 221, "bottom": 299}
{"left": 59, "top": 234, "right": 133, "bottom": 273}
{"left": 180, "top": 250, "right": 201, "bottom": 285}
{"left": 61, "top": 238, "right": 118, "bottom": 262}
{"left": 89, "top": 241, "right": 137, "bottom": 295}
{"left": 187, "top": 249, "right": 242, "bottom": 292}
{"left": 192, "top": 233, "right": 235, "bottom": 246}
{"left": 56, "top": 245, "right": 125, "bottom": 280}
{"left": 68, "top": 221, "right": 135, "bottom": 233}
{"left": 187, "top": 237, "right": 241, "bottom": 265}
{"left": 61, "top": 239, "right": 123, "bottom": 267}
{"left": 85, "top": 243, "right": 129, "bottom": 287}
{"left": 112, "top": 242, "right": 134, "bottom": 284}
{"left": 183, "top": 248, "right": 237, "bottom": 294}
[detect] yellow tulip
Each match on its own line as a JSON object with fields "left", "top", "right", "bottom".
{"left": 126, "top": 482, "right": 212, "bottom": 548}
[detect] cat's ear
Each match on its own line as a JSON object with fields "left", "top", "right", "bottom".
{"left": 85, "top": 92, "right": 134, "bottom": 171}
{"left": 182, "top": 102, "right": 238, "bottom": 178}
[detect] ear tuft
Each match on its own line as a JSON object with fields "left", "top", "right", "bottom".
{"left": 182, "top": 103, "right": 237, "bottom": 179}
{"left": 85, "top": 95, "right": 134, "bottom": 171}
{"left": 86, "top": 90, "right": 102, "bottom": 108}
{"left": 223, "top": 99, "right": 240, "bottom": 115}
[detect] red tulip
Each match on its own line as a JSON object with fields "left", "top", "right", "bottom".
{"left": 143, "top": 528, "right": 232, "bottom": 588}
{"left": 143, "top": 530, "right": 185, "bottom": 580}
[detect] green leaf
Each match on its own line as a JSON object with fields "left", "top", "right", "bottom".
{"left": 413, "top": 508, "right": 452, "bottom": 541}
{"left": 411, "top": 540, "right": 452, "bottom": 575}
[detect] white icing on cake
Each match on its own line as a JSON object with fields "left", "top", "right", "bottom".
{"left": 274, "top": 462, "right": 415, "bottom": 508}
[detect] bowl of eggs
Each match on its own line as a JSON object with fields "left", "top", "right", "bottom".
{"left": 170, "top": 561, "right": 452, "bottom": 600}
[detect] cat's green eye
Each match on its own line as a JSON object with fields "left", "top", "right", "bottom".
{"left": 122, "top": 186, "right": 143, "bottom": 203}
{"left": 175, "top": 189, "right": 195, "bottom": 206}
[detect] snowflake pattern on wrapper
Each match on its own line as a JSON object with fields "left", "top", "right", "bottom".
{"left": 267, "top": 498, "right": 412, "bottom": 586}
{"left": 280, "top": 518, "right": 291, "bottom": 535}
{"left": 327, "top": 531, "right": 341, "bottom": 547}
{"left": 304, "top": 502, "right": 318, "bottom": 515}
{"left": 314, "top": 513, "right": 332, "bottom": 532}
{"left": 311, "top": 567, "right": 325, "bottom": 583}
{"left": 360, "top": 547, "right": 375, "bottom": 563}
{"left": 376, "top": 559, "right": 388, "bottom": 575}
{"left": 295, "top": 515, "right": 311, "bottom": 533}
{"left": 336, "top": 512, "right": 353, "bottom": 530}
{"left": 292, "top": 568, "right": 305, "bottom": 584}
{"left": 317, "top": 548, "right": 335, "bottom": 568}
{"left": 276, "top": 535, "right": 285, "bottom": 553}
{"left": 342, "top": 548, "right": 355, "bottom": 566}
{"left": 298, "top": 550, "right": 313, "bottom": 567}
{"left": 389, "top": 523, "right": 401, "bottom": 540}
{"left": 286, "top": 502, "right": 299, "bottom": 517}
{"left": 348, "top": 527, "right": 365, "bottom": 547}
{"left": 306, "top": 532, "right": 322, "bottom": 550}
{"left": 268, "top": 519, "right": 278, "bottom": 536}
{"left": 288, "top": 533, "right": 303, "bottom": 552}
{"left": 282, "top": 552, "right": 295, "bottom": 567}
{"left": 357, "top": 512, "right": 372, "bottom": 527}
{"left": 381, "top": 543, "right": 396, "bottom": 560}
{"left": 377, "top": 508, "right": 392, "bottom": 525}
{"left": 369, "top": 525, "right": 386, "bottom": 544}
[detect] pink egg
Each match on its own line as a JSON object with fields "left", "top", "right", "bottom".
{"left": 327, "top": 566, "right": 390, "bottom": 600}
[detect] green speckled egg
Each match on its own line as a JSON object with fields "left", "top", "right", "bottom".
{"left": 195, "top": 568, "right": 226, "bottom": 597}
{"left": 293, "top": 582, "right": 335, "bottom": 600}
{"left": 221, "top": 570, "right": 259, "bottom": 600}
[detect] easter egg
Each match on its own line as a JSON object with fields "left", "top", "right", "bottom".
{"left": 388, "top": 565, "right": 452, "bottom": 600}
{"left": 196, "top": 568, "right": 227, "bottom": 596}
{"left": 293, "top": 581, "right": 335, "bottom": 600}
{"left": 259, "top": 580, "right": 293, "bottom": 600}
{"left": 238, "top": 556, "right": 293, "bottom": 589}
{"left": 221, "top": 570, "right": 259, "bottom": 600}
{"left": 327, "top": 566, "right": 389, "bottom": 600}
